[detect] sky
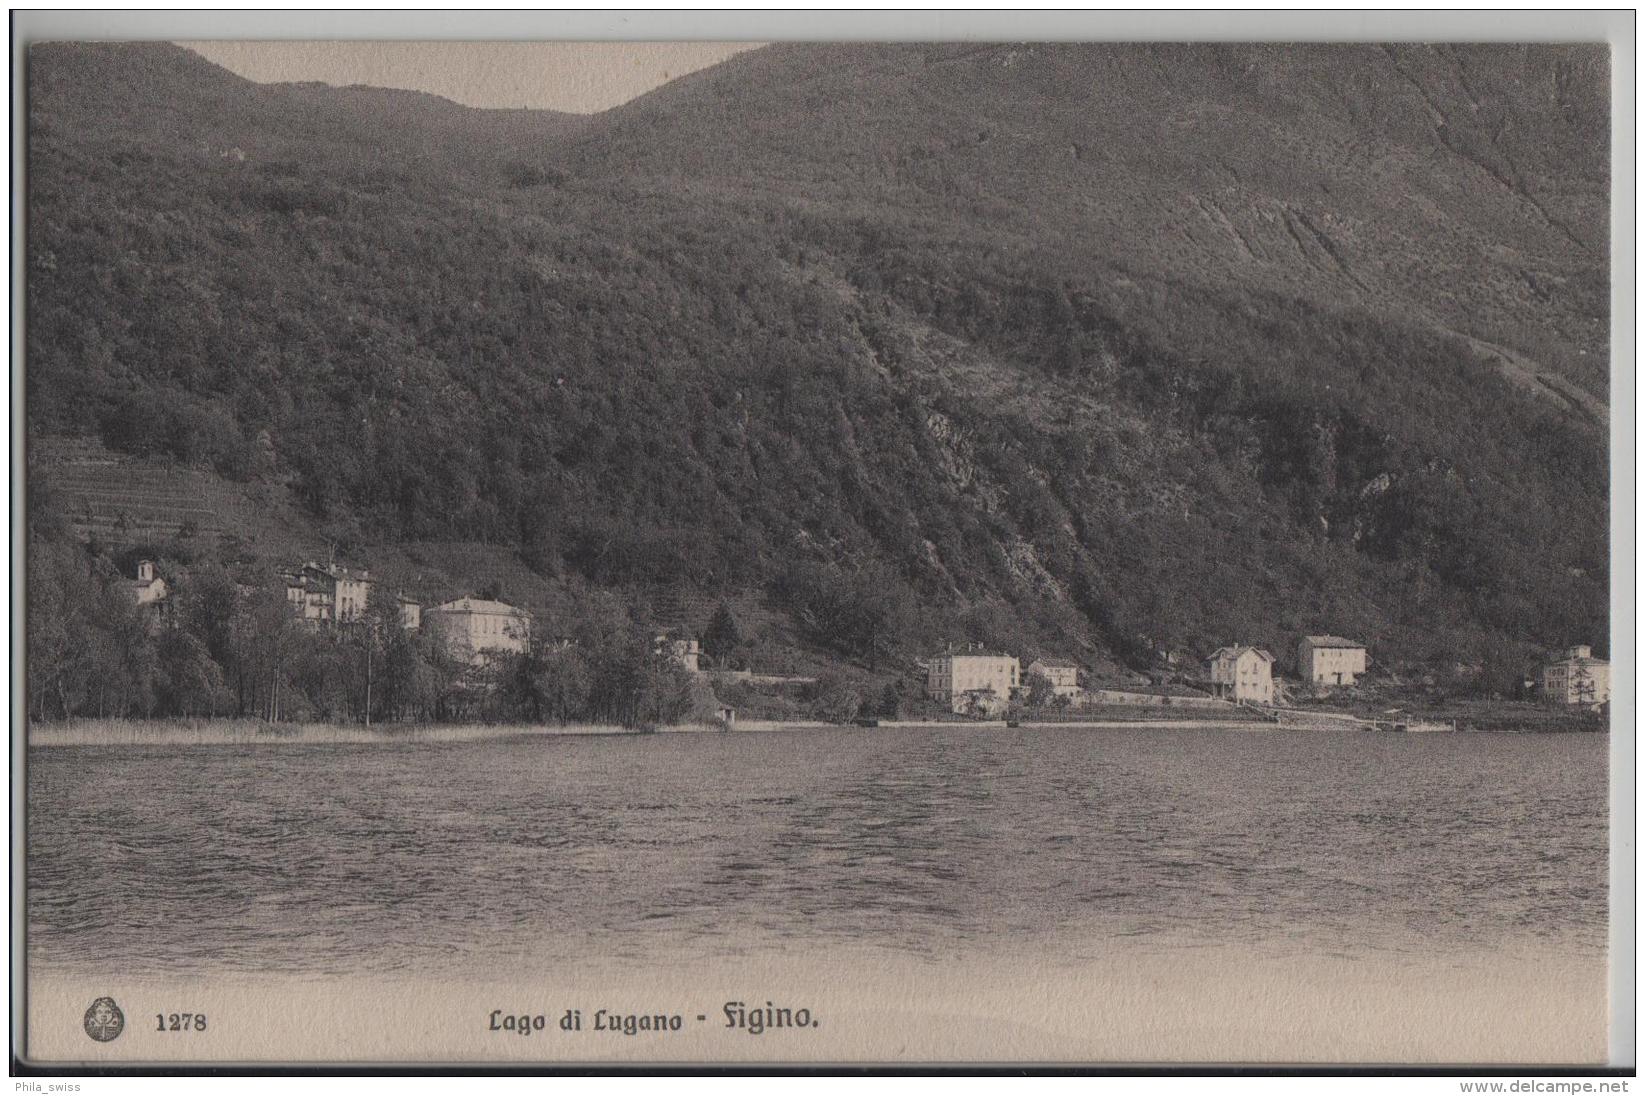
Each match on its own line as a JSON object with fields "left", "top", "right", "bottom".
{"left": 179, "top": 41, "right": 763, "bottom": 113}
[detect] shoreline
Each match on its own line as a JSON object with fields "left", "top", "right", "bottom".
{"left": 25, "top": 718, "right": 1296, "bottom": 747}
{"left": 26, "top": 714, "right": 1603, "bottom": 747}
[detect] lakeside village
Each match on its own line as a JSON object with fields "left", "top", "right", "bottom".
{"left": 100, "top": 554, "right": 1612, "bottom": 734}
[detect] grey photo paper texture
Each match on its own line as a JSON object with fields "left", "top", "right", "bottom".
{"left": 19, "top": 35, "right": 1617, "bottom": 1067}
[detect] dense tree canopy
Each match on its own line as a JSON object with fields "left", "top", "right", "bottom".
{"left": 25, "top": 43, "right": 1610, "bottom": 698}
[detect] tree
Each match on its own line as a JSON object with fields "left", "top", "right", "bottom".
{"left": 777, "top": 559, "right": 915, "bottom": 667}
{"left": 502, "top": 643, "right": 593, "bottom": 724}
{"left": 289, "top": 629, "right": 350, "bottom": 722}
{"left": 1023, "top": 670, "right": 1055, "bottom": 709}
{"left": 375, "top": 629, "right": 440, "bottom": 722}
{"left": 157, "top": 631, "right": 228, "bottom": 717}
{"left": 876, "top": 681, "right": 902, "bottom": 719}
{"left": 25, "top": 542, "right": 159, "bottom": 720}
{"left": 807, "top": 673, "right": 864, "bottom": 723}
{"left": 702, "top": 601, "right": 745, "bottom": 665}
{"left": 173, "top": 562, "right": 243, "bottom": 683}
{"left": 1572, "top": 663, "right": 1598, "bottom": 706}
{"left": 1473, "top": 637, "right": 1531, "bottom": 700}
{"left": 350, "top": 583, "right": 420, "bottom": 725}
{"left": 636, "top": 655, "right": 695, "bottom": 727}
{"left": 26, "top": 539, "right": 80, "bottom": 721}
{"left": 581, "top": 628, "right": 694, "bottom": 728}
{"left": 537, "top": 647, "right": 594, "bottom": 723}
{"left": 233, "top": 583, "right": 303, "bottom": 721}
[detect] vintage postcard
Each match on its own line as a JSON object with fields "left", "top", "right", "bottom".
{"left": 16, "top": 27, "right": 1626, "bottom": 1071}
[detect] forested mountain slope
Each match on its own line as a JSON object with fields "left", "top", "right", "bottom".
{"left": 564, "top": 42, "right": 1609, "bottom": 401}
{"left": 26, "top": 41, "right": 1610, "bottom": 677}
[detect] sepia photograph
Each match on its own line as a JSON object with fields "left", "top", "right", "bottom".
{"left": 12, "top": 10, "right": 1632, "bottom": 1073}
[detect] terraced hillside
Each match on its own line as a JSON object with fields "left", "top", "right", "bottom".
{"left": 30, "top": 437, "right": 338, "bottom": 569}
{"left": 38, "top": 438, "right": 225, "bottom": 546}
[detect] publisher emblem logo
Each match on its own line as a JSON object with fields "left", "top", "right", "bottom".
{"left": 83, "top": 997, "right": 124, "bottom": 1042}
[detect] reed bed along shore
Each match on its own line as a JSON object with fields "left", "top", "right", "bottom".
{"left": 25, "top": 718, "right": 688, "bottom": 747}
{"left": 30, "top": 716, "right": 1341, "bottom": 748}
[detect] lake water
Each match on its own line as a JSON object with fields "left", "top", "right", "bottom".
{"left": 27, "top": 725, "right": 1608, "bottom": 982}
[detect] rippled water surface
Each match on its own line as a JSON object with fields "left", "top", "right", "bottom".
{"left": 28, "top": 726, "right": 1608, "bottom": 979}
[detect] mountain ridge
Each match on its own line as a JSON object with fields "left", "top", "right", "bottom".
{"left": 24, "top": 40, "right": 1611, "bottom": 681}
{"left": 550, "top": 41, "right": 1608, "bottom": 401}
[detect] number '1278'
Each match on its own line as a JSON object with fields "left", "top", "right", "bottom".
{"left": 156, "top": 1013, "right": 207, "bottom": 1031}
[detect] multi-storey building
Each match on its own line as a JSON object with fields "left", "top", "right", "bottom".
{"left": 1205, "top": 645, "right": 1275, "bottom": 704}
{"left": 1297, "top": 635, "right": 1369, "bottom": 688}
{"left": 1026, "top": 658, "right": 1082, "bottom": 698}
{"left": 282, "top": 561, "right": 373, "bottom": 626}
{"left": 1541, "top": 645, "right": 1611, "bottom": 707}
{"left": 926, "top": 649, "right": 1021, "bottom": 715}
{"left": 423, "top": 597, "right": 532, "bottom": 664}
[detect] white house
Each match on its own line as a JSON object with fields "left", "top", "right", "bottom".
{"left": 927, "top": 649, "right": 1020, "bottom": 715}
{"left": 124, "top": 559, "right": 170, "bottom": 634}
{"left": 1205, "top": 645, "right": 1275, "bottom": 704}
{"left": 1541, "top": 645, "right": 1611, "bottom": 707}
{"left": 1026, "top": 658, "right": 1081, "bottom": 698}
{"left": 423, "top": 597, "right": 532, "bottom": 665}
{"left": 125, "top": 559, "right": 168, "bottom": 607}
{"left": 1297, "top": 635, "right": 1369, "bottom": 687}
